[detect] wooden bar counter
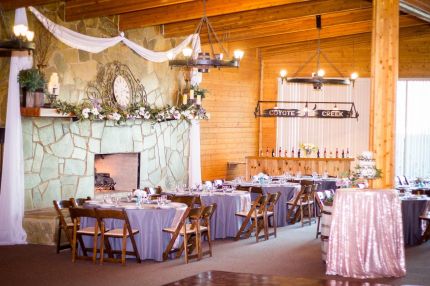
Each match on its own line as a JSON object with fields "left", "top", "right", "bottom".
{"left": 245, "top": 156, "right": 353, "bottom": 179}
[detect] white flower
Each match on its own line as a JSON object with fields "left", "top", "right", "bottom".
{"left": 91, "top": 108, "right": 99, "bottom": 115}
{"left": 98, "top": 114, "right": 105, "bottom": 120}
{"left": 82, "top": 108, "right": 90, "bottom": 119}
{"left": 108, "top": 112, "right": 121, "bottom": 121}
{"left": 187, "top": 113, "right": 194, "bottom": 120}
{"left": 143, "top": 112, "right": 151, "bottom": 120}
{"left": 139, "top": 107, "right": 146, "bottom": 116}
{"left": 173, "top": 110, "right": 181, "bottom": 120}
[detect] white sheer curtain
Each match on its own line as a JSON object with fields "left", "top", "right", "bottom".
{"left": 276, "top": 78, "right": 371, "bottom": 158}
{"left": 396, "top": 80, "right": 430, "bottom": 178}
{"left": 188, "top": 120, "right": 201, "bottom": 186}
{"left": 0, "top": 8, "right": 32, "bottom": 245}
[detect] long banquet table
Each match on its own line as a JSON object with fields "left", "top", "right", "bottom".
{"left": 82, "top": 201, "right": 187, "bottom": 262}
{"left": 326, "top": 188, "right": 406, "bottom": 278}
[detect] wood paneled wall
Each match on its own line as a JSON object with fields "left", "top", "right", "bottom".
{"left": 199, "top": 48, "right": 260, "bottom": 181}
{"left": 259, "top": 30, "right": 430, "bottom": 152}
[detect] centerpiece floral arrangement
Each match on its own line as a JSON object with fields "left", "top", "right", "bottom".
{"left": 52, "top": 99, "right": 209, "bottom": 124}
{"left": 299, "top": 143, "right": 318, "bottom": 157}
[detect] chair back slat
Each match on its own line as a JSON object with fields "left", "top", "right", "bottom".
{"left": 94, "top": 208, "right": 126, "bottom": 220}
{"left": 267, "top": 192, "right": 281, "bottom": 212}
{"left": 171, "top": 195, "right": 196, "bottom": 207}
{"left": 68, "top": 207, "right": 97, "bottom": 220}
{"left": 250, "top": 186, "right": 263, "bottom": 194}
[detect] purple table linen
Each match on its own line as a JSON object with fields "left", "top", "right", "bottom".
{"left": 401, "top": 199, "right": 430, "bottom": 246}
{"left": 326, "top": 189, "right": 406, "bottom": 279}
{"left": 200, "top": 192, "right": 250, "bottom": 239}
{"left": 81, "top": 205, "right": 185, "bottom": 262}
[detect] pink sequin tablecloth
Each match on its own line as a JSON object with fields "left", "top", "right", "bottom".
{"left": 326, "top": 188, "right": 406, "bottom": 279}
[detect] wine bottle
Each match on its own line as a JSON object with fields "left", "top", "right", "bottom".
{"left": 335, "top": 148, "right": 339, "bottom": 158}
{"left": 346, "top": 148, "right": 350, "bottom": 158}
{"left": 341, "top": 149, "right": 345, "bottom": 158}
{"left": 266, "top": 147, "right": 269, "bottom": 157}
{"left": 297, "top": 149, "right": 301, "bottom": 158}
{"left": 291, "top": 147, "right": 295, "bottom": 158}
{"left": 317, "top": 149, "right": 320, "bottom": 158}
{"left": 284, "top": 149, "right": 288, "bottom": 158}
{"left": 324, "top": 147, "right": 327, "bottom": 158}
{"left": 271, "top": 149, "right": 275, "bottom": 157}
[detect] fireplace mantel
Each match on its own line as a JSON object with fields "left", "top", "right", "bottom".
{"left": 21, "top": 107, "right": 74, "bottom": 118}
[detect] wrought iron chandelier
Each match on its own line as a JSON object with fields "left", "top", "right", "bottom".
{"left": 168, "top": 0, "right": 244, "bottom": 73}
{"left": 279, "top": 15, "right": 358, "bottom": 90}
{"left": 0, "top": 6, "right": 35, "bottom": 53}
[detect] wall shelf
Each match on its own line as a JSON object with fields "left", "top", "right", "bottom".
{"left": 20, "top": 107, "right": 74, "bottom": 118}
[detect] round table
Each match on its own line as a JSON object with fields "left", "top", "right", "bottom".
{"left": 82, "top": 201, "right": 187, "bottom": 261}
{"left": 200, "top": 191, "right": 251, "bottom": 239}
{"left": 401, "top": 196, "right": 430, "bottom": 246}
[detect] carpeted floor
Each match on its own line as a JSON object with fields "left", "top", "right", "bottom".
{"left": 0, "top": 224, "right": 428, "bottom": 286}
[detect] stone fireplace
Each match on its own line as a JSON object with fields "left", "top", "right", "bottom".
{"left": 22, "top": 117, "right": 190, "bottom": 210}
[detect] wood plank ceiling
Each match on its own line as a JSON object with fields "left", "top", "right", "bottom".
{"left": 2, "top": 0, "right": 430, "bottom": 53}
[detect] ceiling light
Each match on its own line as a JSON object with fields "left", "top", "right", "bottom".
{"left": 350, "top": 72, "right": 359, "bottom": 80}
{"left": 168, "top": 0, "right": 244, "bottom": 72}
{"left": 278, "top": 15, "right": 357, "bottom": 90}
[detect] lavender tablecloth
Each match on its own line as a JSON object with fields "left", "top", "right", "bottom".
{"left": 326, "top": 188, "right": 406, "bottom": 279}
{"left": 401, "top": 198, "right": 430, "bottom": 246}
{"left": 200, "top": 191, "right": 251, "bottom": 239}
{"left": 81, "top": 202, "right": 186, "bottom": 262}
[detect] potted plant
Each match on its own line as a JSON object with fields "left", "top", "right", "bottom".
{"left": 18, "top": 68, "right": 46, "bottom": 107}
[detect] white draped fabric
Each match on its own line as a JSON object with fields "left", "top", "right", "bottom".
{"left": 0, "top": 8, "right": 32, "bottom": 245}
{"left": 188, "top": 120, "right": 202, "bottom": 186}
{"left": 276, "top": 78, "right": 371, "bottom": 159}
{"left": 28, "top": 7, "right": 200, "bottom": 62}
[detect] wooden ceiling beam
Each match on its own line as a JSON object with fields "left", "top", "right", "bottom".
{"left": 64, "top": 0, "right": 196, "bottom": 21}
{"left": 260, "top": 24, "right": 430, "bottom": 57}
{"left": 198, "top": 8, "right": 373, "bottom": 44}
{"left": 163, "top": 0, "right": 372, "bottom": 38}
{"left": 119, "top": 0, "right": 312, "bottom": 30}
{"left": 0, "top": 0, "right": 56, "bottom": 10}
{"left": 224, "top": 15, "right": 424, "bottom": 49}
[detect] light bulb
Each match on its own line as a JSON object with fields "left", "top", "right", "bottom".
{"left": 25, "top": 30, "right": 34, "bottom": 41}
{"left": 233, "top": 49, "right": 244, "bottom": 60}
{"left": 317, "top": 69, "right": 325, "bottom": 77}
{"left": 166, "top": 51, "right": 174, "bottom": 60}
{"left": 351, "top": 72, "right": 359, "bottom": 80}
{"left": 13, "top": 24, "right": 28, "bottom": 37}
{"left": 182, "top": 47, "right": 193, "bottom": 58}
{"left": 280, "top": 69, "right": 288, "bottom": 78}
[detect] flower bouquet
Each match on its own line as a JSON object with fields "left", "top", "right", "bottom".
{"left": 299, "top": 143, "right": 318, "bottom": 157}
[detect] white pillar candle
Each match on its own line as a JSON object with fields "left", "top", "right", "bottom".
{"left": 48, "top": 73, "right": 60, "bottom": 94}
{"left": 189, "top": 89, "right": 195, "bottom": 100}
{"left": 196, "top": 94, "right": 201, "bottom": 105}
{"left": 182, "top": 93, "right": 188, "bottom": 105}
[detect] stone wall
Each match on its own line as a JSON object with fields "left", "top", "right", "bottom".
{"left": 23, "top": 117, "right": 190, "bottom": 210}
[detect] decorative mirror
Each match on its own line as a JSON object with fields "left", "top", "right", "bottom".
{"left": 86, "top": 61, "right": 147, "bottom": 107}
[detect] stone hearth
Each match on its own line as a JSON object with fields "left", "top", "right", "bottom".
{"left": 22, "top": 117, "right": 190, "bottom": 210}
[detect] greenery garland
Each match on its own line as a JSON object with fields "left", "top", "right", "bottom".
{"left": 51, "top": 99, "right": 209, "bottom": 123}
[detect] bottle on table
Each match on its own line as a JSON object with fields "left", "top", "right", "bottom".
{"left": 284, "top": 149, "right": 288, "bottom": 158}
{"left": 266, "top": 147, "right": 269, "bottom": 157}
{"left": 297, "top": 149, "right": 301, "bottom": 158}
{"left": 278, "top": 147, "right": 282, "bottom": 157}
{"left": 324, "top": 147, "right": 327, "bottom": 158}
{"left": 271, "top": 148, "right": 275, "bottom": 157}
{"left": 346, "top": 148, "right": 350, "bottom": 158}
{"left": 317, "top": 148, "right": 320, "bottom": 158}
{"left": 335, "top": 148, "right": 339, "bottom": 158}
{"left": 341, "top": 149, "right": 345, "bottom": 158}
{"left": 291, "top": 147, "right": 295, "bottom": 158}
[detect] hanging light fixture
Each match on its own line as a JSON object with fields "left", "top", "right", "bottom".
{"left": 0, "top": 7, "right": 35, "bottom": 53}
{"left": 279, "top": 15, "right": 358, "bottom": 90}
{"left": 168, "top": 0, "right": 244, "bottom": 73}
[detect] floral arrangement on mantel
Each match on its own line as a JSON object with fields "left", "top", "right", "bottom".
{"left": 52, "top": 99, "right": 209, "bottom": 123}
{"left": 299, "top": 143, "right": 318, "bottom": 157}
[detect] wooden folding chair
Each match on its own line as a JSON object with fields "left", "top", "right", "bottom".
{"left": 235, "top": 194, "right": 270, "bottom": 242}
{"left": 70, "top": 196, "right": 92, "bottom": 207}
{"left": 68, "top": 207, "right": 101, "bottom": 263}
{"left": 266, "top": 192, "right": 281, "bottom": 238}
{"left": 200, "top": 203, "right": 217, "bottom": 257}
{"left": 53, "top": 199, "right": 75, "bottom": 253}
{"left": 286, "top": 185, "right": 314, "bottom": 226}
{"left": 170, "top": 195, "right": 196, "bottom": 207}
{"left": 95, "top": 208, "right": 141, "bottom": 265}
{"left": 163, "top": 207, "right": 205, "bottom": 263}
{"left": 162, "top": 207, "right": 191, "bottom": 261}
{"left": 235, "top": 185, "right": 252, "bottom": 192}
